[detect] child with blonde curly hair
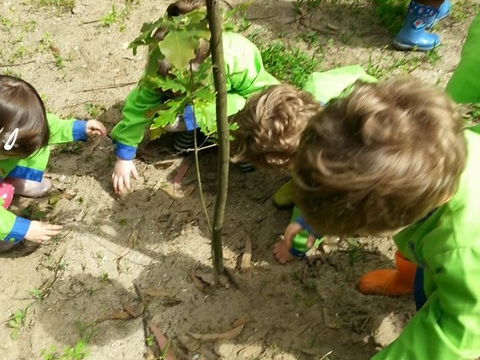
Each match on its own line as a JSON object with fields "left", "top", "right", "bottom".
{"left": 230, "top": 65, "right": 377, "bottom": 263}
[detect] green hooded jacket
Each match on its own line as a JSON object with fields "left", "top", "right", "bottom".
{"left": 110, "top": 32, "right": 279, "bottom": 160}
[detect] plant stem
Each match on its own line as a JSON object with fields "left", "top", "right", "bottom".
{"left": 206, "top": 0, "right": 228, "bottom": 279}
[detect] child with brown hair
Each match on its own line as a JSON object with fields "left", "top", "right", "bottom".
{"left": 230, "top": 65, "right": 377, "bottom": 263}
{"left": 0, "top": 75, "right": 106, "bottom": 252}
{"left": 110, "top": 0, "right": 280, "bottom": 195}
{"left": 284, "top": 77, "right": 480, "bottom": 359}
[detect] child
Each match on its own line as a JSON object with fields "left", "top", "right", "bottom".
{"left": 356, "top": 12, "right": 480, "bottom": 298}
{"left": 285, "top": 77, "right": 480, "bottom": 359}
{"left": 230, "top": 65, "right": 377, "bottom": 263}
{"left": 0, "top": 75, "right": 106, "bottom": 252}
{"left": 110, "top": 0, "right": 279, "bottom": 195}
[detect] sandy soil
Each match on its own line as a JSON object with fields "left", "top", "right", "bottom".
{"left": 0, "top": 0, "right": 478, "bottom": 359}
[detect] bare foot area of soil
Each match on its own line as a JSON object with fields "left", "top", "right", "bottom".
{"left": 0, "top": 0, "right": 477, "bottom": 359}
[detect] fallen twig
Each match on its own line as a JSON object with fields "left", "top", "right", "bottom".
{"left": 74, "top": 82, "right": 137, "bottom": 93}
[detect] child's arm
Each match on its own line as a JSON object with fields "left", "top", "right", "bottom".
{"left": 110, "top": 85, "right": 161, "bottom": 161}
{"left": 47, "top": 114, "right": 106, "bottom": 145}
{"left": 0, "top": 207, "right": 31, "bottom": 245}
{"left": 372, "top": 245, "right": 480, "bottom": 359}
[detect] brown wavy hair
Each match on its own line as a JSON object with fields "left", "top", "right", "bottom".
{"left": 293, "top": 77, "right": 467, "bottom": 236}
{"left": 230, "top": 84, "right": 322, "bottom": 170}
{"left": 0, "top": 75, "right": 49, "bottom": 158}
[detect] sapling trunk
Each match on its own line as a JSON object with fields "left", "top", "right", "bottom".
{"left": 206, "top": 0, "right": 228, "bottom": 279}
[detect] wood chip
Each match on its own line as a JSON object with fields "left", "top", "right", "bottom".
{"left": 240, "top": 235, "right": 252, "bottom": 271}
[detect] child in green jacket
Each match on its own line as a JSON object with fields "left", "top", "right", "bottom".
{"left": 0, "top": 75, "right": 106, "bottom": 252}
{"left": 230, "top": 65, "right": 377, "bottom": 263}
{"left": 110, "top": 0, "right": 279, "bottom": 195}
{"left": 286, "top": 76, "right": 480, "bottom": 359}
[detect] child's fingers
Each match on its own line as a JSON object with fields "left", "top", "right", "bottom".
{"left": 132, "top": 167, "right": 139, "bottom": 180}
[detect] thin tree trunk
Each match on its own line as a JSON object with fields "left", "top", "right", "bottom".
{"left": 206, "top": 0, "right": 228, "bottom": 278}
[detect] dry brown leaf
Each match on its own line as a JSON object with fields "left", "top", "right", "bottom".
{"left": 148, "top": 323, "right": 177, "bottom": 360}
{"left": 240, "top": 235, "right": 252, "bottom": 271}
{"left": 143, "top": 288, "right": 176, "bottom": 298}
{"left": 161, "top": 184, "right": 195, "bottom": 200}
{"left": 123, "top": 302, "right": 145, "bottom": 318}
{"left": 189, "top": 270, "right": 213, "bottom": 294}
{"left": 153, "top": 160, "right": 175, "bottom": 170}
{"left": 177, "top": 334, "right": 201, "bottom": 352}
{"left": 187, "top": 316, "right": 246, "bottom": 341}
{"left": 143, "top": 288, "right": 181, "bottom": 306}
{"left": 232, "top": 316, "right": 246, "bottom": 328}
{"left": 96, "top": 310, "right": 132, "bottom": 323}
{"left": 193, "top": 271, "right": 215, "bottom": 286}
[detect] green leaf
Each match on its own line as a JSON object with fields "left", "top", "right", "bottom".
{"left": 8, "top": 319, "right": 17, "bottom": 328}
{"left": 142, "top": 75, "right": 187, "bottom": 94}
{"left": 194, "top": 87, "right": 216, "bottom": 102}
{"left": 159, "top": 31, "right": 199, "bottom": 70}
{"left": 11, "top": 328, "right": 19, "bottom": 340}
{"left": 144, "top": 45, "right": 163, "bottom": 77}
{"left": 151, "top": 99, "right": 186, "bottom": 129}
{"left": 181, "top": 9, "right": 207, "bottom": 25}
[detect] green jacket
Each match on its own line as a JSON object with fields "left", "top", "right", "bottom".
{"left": 373, "top": 128, "right": 480, "bottom": 360}
{"left": 374, "top": 12, "right": 480, "bottom": 360}
{"left": 0, "top": 114, "right": 88, "bottom": 243}
{"left": 446, "top": 13, "right": 480, "bottom": 103}
{"left": 110, "top": 32, "right": 279, "bottom": 160}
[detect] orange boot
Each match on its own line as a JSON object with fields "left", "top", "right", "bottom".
{"left": 357, "top": 251, "right": 416, "bottom": 296}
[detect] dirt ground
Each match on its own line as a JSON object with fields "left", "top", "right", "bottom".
{"left": 0, "top": 0, "right": 478, "bottom": 359}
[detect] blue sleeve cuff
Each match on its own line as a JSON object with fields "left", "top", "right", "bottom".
{"left": 113, "top": 140, "right": 137, "bottom": 160}
{"left": 72, "top": 120, "right": 88, "bottom": 141}
{"left": 4, "top": 217, "right": 31, "bottom": 244}
{"left": 295, "top": 216, "right": 322, "bottom": 238}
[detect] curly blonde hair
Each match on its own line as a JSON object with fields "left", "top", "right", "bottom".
{"left": 230, "top": 84, "right": 322, "bottom": 170}
{"left": 294, "top": 77, "right": 467, "bottom": 236}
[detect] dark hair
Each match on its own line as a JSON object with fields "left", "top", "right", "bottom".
{"left": 294, "top": 77, "right": 467, "bottom": 236}
{"left": 0, "top": 75, "right": 50, "bottom": 158}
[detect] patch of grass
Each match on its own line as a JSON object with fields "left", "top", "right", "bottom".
{"left": 7, "top": 307, "right": 31, "bottom": 340}
{"left": 85, "top": 103, "right": 106, "bottom": 118}
{"left": 373, "top": 0, "right": 408, "bottom": 34}
{"left": 100, "top": 4, "right": 132, "bottom": 31}
{"left": 35, "top": 0, "right": 75, "bottom": 12}
{"left": 249, "top": 34, "right": 320, "bottom": 87}
{"left": 41, "top": 340, "right": 90, "bottom": 360}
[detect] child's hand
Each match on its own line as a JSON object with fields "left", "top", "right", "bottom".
{"left": 112, "top": 158, "right": 139, "bottom": 195}
{"left": 25, "top": 221, "right": 63, "bottom": 243}
{"left": 86, "top": 120, "right": 107, "bottom": 137}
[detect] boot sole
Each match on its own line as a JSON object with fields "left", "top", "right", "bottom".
{"left": 392, "top": 40, "right": 438, "bottom": 52}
